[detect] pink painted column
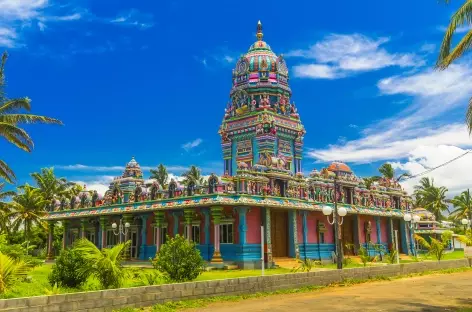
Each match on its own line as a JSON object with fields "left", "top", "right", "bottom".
{"left": 154, "top": 211, "right": 165, "bottom": 254}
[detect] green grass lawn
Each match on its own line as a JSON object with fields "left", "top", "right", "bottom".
{"left": 0, "top": 264, "right": 292, "bottom": 299}
{"left": 400, "top": 250, "right": 465, "bottom": 263}
{"left": 1, "top": 251, "right": 467, "bottom": 300}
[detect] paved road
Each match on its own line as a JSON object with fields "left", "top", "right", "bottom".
{"left": 189, "top": 271, "right": 472, "bottom": 312}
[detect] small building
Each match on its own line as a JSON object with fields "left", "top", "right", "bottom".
{"left": 44, "top": 22, "right": 415, "bottom": 269}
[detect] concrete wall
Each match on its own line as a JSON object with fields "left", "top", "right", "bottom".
{"left": 1, "top": 259, "right": 470, "bottom": 312}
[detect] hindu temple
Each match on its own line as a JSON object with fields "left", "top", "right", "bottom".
{"left": 44, "top": 22, "right": 415, "bottom": 268}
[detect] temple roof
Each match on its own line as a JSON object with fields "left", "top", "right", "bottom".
{"left": 327, "top": 161, "right": 352, "bottom": 173}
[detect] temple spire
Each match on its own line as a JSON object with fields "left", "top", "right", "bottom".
{"left": 256, "top": 20, "right": 263, "bottom": 41}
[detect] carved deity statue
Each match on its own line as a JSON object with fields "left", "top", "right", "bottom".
{"left": 365, "top": 221, "right": 372, "bottom": 243}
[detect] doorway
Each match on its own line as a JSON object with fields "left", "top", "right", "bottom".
{"left": 392, "top": 219, "right": 404, "bottom": 253}
{"left": 270, "top": 210, "right": 288, "bottom": 257}
{"left": 130, "top": 230, "right": 139, "bottom": 259}
{"left": 342, "top": 215, "right": 355, "bottom": 255}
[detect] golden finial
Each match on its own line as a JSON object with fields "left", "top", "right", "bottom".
{"left": 256, "top": 20, "right": 263, "bottom": 41}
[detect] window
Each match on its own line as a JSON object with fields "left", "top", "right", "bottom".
{"left": 184, "top": 225, "right": 200, "bottom": 244}
{"left": 319, "top": 232, "right": 325, "bottom": 244}
{"left": 86, "top": 231, "right": 96, "bottom": 244}
{"left": 153, "top": 226, "right": 168, "bottom": 246}
{"left": 106, "top": 229, "right": 118, "bottom": 247}
{"left": 220, "top": 223, "right": 233, "bottom": 244}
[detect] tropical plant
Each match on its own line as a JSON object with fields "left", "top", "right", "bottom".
{"left": 372, "top": 244, "right": 386, "bottom": 262}
{"left": 8, "top": 184, "right": 47, "bottom": 246}
{"left": 48, "top": 248, "right": 90, "bottom": 288}
{"left": 292, "top": 258, "right": 320, "bottom": 272}
{"left": 44, "top": 283, "right": 62, "bottom": 295}
{"left": 386, "top": 247, "right": 397, "bottom": 264}
{"left": 181, "top": 165, "right": 204, "bottom": 186}
{"left": 457, "top": 229, "right": 472, "bottom": 246}
{"left": 363, "top": 177, "right": 379, "bottom": 189}
{"left": 358, "top": 244, "right": 376, "bottom": 267}
{"left": 450, "top": 189, "right": 472, "bottom": 221}
{"left": 0, "top": 252, "right": 30, "bottom": 293}
{"left": 152, "top": 234, "right": 205, "bottom": 283}
{"left": 73, "top": 239, "right": 130, "bottom": 289}
{"left": 150, "top": 164, "right": 169, "bottom": 189}
{"left": 141, "top": 271, "right": 162, "bottom": 286}
{"left": 30, "top": 168, "right": 74, "bottom": 210}
{"left": 378, "top": 163, "right": 395, "bottom": 179}
{"left": 0, "top": 52, "right": 63, "bottom": 183}
{"left": 414, "top": 178, "right": 449, "bottom": 220}
{"left": 415, "top": 231, "right": 453, "bottom": 262}
{"left": 0, "top": 183, "right": 15, "bottom": 234}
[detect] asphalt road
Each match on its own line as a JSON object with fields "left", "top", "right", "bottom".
{"left": 187, "top": 271, "right": 472, "bottom": 312}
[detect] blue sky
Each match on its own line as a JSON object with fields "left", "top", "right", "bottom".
{"left": 2, "top": 0, "right": 472, "bottom": 195}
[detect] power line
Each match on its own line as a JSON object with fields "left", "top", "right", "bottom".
{"left": 399, "top": 149, "right": 472, "bottom": 182}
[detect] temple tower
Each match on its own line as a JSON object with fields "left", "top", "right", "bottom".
{"left": 219, "top": 21, "right": 305, "bottom": 176}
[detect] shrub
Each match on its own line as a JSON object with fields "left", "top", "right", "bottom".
{"left": 292, "top": 258, "right": 320, "bottom": 272}
{"left": 358, "top": 244, "right": 376, "bottom": 267}
{"left": 141, "top": 271, "right": 162, "bottom": 285}
{"left": 48, "top": 248, "right": 90, "bottom": 288}
{"left": 152, "top": 234, "right": 205, "bottom": 282}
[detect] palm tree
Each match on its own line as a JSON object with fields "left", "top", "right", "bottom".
{"left": 181, "top": 165, "right": 204, "bottom": 186}
{"left": 73, "top": 239, "right": 130, "bottom": 289}
{"left": 414, "top": 178, "right": 449, "bottom": 221}
{"left": 30, "top": 168, "right": 74, "bottom": 209}
{"left": 437, "top": 1, "right": 472, "bottom": 134}
{"left": 450, "top": 189, "right": 472, "bottom": 221}
{"left": 0, "top": 51, "right": 63, "bottom": 183}
{"left": 0, "top": 183, "right": 15, "bottom": 235}
{"left": 8, "top": 184, "right": 47, "bottom": 244}
{"left": 437, "top": 0, "right": 472, "bottom": 69}
{"left": 150, "top": 164, "right": 168, "bottom": 189}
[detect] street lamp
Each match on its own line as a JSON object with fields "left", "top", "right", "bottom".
{"left": 461, "top": 218, "right": 470, "bottom": 230}
{"left": 322, "top": 203, "right": 347, "bottom": 270}
{"left": 112, "top": 219, "right": 130, "bottom": 243}
{"left": 403, "top": 213, "right": 420, "bottom": 257}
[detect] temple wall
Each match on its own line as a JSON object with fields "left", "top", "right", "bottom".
{"left": 246, "top": 207, "right": 261, "bottom": 244}
{"left": 307, "top": 212, "right": 317, "bottom": 243}
{"left": 381, "top": 217, "right": 389, "bottom": 243}
{"left": 297, "top": 214, "right": 303, "bottom": 243}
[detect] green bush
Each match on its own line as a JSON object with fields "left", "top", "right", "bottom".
{"left": 152, "top": 234, "right": 205, "bottom": 282}
{"left": 48, "top": 248, "right": 90, "bottom": 288}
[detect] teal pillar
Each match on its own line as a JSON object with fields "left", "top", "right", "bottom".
{"left": 172, "top": 211, "right": 182, "bottom": 236}
{"left": 236, "top": 207, "right": 249, "bottom": 245}
{"left": 400, "top": 219, "right": 408, "bottom": 254}
{"left": 301, "top": 211, "right": 308, "bottom": 260}
{"left": 139, "top": 214, "right": 149, "bottom": 260}
{"left": 202, "top": 208, "right": 210, "bottom": 244}
{"left": 375, "top": 217, "right": 381, "bottom": 244}
{"left": 387, "top": 217, "right": 393, "bottom": 248}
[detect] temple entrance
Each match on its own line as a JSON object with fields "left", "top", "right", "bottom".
{"left": 271, "top": 210, "right": 288, "bottom": 257}
{"left": 392, "top": 219, "right": 404, "bottom": 253}
{"left": 273, "top": 179, "right": 286, "bottom": 197}
{"left": 130, "top": 229, "right": 139, "bottom": 259}
{"left": 342, "top": 215, "right": 355, "bottom": 255}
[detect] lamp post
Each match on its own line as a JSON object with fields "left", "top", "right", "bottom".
{"left": 112, "top": 219, "right": 130, "bottom": 243}
{"left": 322, "top": 205, "right": 347, "bottom": 269}
{"left": 403, "top": 213, "right": 420, "bottom": 256}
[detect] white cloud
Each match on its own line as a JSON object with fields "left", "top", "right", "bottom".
{"left": 110, "top": 9, "right": 154, "bottom": 29}
{"left": 393, "top": 145, "right": 472, "bottom": 196}
{"left": 0, "top": 0, "right": 47, "bottom": 20}
{"left": 287, "top": 34, "right": 423, "bottom": 79}
{"left": 182, "top": 138, "right": 203, "bottom": 151}
{"left": 437, "top": 25, "right": 472, "bottom": 34}
{"left": 0, "top": 26, "right": 17, "bottom": 47}
{"left": 348, "top": 124, "right": 358, "bottom": 129}
{"left": 292, "top": 64, "right": 340, "bottom": 79}
{"left": 55, "top": 164, "right": 190, "bottom": 173}
{"left": 307, "top": 60, "right": 472, "bottom": 195}
{"left": 71, "top": 175, "right": 115, "bottom": 196}
{"left": 420, "top": 43, "right": 436, "bottom": 53}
